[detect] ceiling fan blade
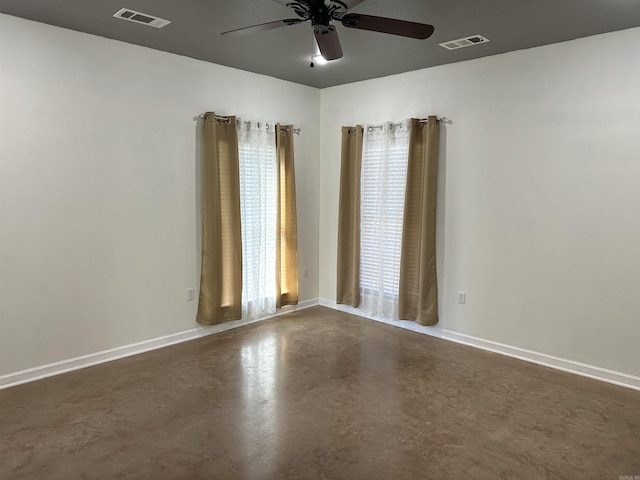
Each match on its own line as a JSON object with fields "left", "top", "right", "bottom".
{"left": 314, "top": 25, "right": 343, "bottom": 60}
{"left": 221, "top": 18, "right": 303, "bottom": 37}
{"left": 341, "top": 14, "right": 435, "bottom": 39}
{"left": 328, "top": 0, "right": 367, "bottom": 20}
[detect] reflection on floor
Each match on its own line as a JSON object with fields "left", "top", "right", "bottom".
{"left": 1, "top": 306, "right": 639, "bottom": 479}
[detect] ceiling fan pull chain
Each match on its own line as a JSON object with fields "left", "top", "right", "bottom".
{"left": 310, "top": 29, "right": 316, "bottom": 67}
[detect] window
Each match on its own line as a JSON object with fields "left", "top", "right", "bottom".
{"left": 238, "top": 120, "right": 278, "bottom": 320}
{"left": 359, "top": 121, "right": 410, "bottom": 319}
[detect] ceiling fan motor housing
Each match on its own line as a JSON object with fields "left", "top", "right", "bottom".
{"left": 311, "top": 2, "right": 331, "bottom": 28}
{"left": 314, "top": 24, "right": 333, "bottom": 35}
{"left": 288, "top": 0, "right": 350, "bottom": 23}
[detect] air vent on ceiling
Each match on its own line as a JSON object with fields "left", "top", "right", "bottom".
{"left": 113, "top": 8, "right": 171, "bottom": 28}
{"left": 439, "top": 34, "right": 489, "bottom": 51}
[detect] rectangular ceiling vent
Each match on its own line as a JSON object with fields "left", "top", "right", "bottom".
{"left": 439, "top": 34, "right": 489, "bottom": 51}
{"left": 113, "top": 8, "right": 171, "bottom": 28}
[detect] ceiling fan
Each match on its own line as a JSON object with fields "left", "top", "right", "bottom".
{"left": 221, "top": 0, "right": 435, "bottom": 61}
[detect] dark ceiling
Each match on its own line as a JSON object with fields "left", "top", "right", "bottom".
{"left": 1, "top": 0, "right": 639, "bottom": 88}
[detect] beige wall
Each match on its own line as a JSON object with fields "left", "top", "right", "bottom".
{"left": 319, "top": 27, "right": 640, "bottom": 377}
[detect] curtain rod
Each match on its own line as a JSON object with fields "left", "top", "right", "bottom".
{"left": 345, "top": 117, "right": 448, "bottom": 135}
{"left": 279, "top": 126, "right": 302, "bottom": 135}
{"left": 194, "top": 114, "right": 301, "bottom": 135}
{"left": 424, "top": 117, "right": 447, "bottom": 123}
{"left": 367, "top": 117, "right": 447, "bottom": 130}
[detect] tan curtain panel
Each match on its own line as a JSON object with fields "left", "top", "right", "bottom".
{"left": 336, "top": 125, "right": 363, "bottom": 307}
{"left": 398, "top": 117, "right": 440, "bottom": 325}
{"left": 275, "top": 125, "right": 299, "bottom": 308}
{"left": 197, "top": 113, "right": 243, "bottom": 325}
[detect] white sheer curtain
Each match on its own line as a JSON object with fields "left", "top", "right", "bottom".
{"left": 237, "top": 119, "right": 278, "bottom": 320}
{"left": 359, "top": 120, "right": 410, "bottom": 319}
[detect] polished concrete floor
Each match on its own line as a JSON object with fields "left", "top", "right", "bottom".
{"left": 1, "top": 306, "right": 639, "bottom": 479}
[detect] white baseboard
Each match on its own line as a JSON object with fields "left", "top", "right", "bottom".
{"left": 6, "top": 298, "right": 637, "bottom": 392}
{"left": 0, "top": 298, "right": 319, "bottom": 390}
{"left": 320, "top": 298, "right": 640, "bottom": 391}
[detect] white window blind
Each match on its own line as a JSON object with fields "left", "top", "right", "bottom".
{"left": 238, "top": 120, "right": 277, "bottom": 320}
{"left": 359, "top": 121, "right": 410, "bottom": 319}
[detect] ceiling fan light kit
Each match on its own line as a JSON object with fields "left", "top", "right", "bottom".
{"left": 310, "top": 54, "right": 328, "bottom": 67}
{"left": 222, "top": 0, "right": 435, "bottom": 63}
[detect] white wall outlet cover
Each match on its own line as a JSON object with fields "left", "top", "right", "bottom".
{"left": 187, "top": 288, "right": 195, "bottom": 301}
{"left": 457, "top": 291, "right": 466, "bottom": 304}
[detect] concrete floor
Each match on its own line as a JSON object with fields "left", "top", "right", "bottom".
{"left": 1, "top": 306, "right": 639, "bottom": 479}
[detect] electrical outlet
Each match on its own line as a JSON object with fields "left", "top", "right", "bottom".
{"left": 304, "top": 268, "right": 309, "bottom": 279}
{"left": 457, "top": 291, "right": 466, "bottom": 304}
{"left": 187, "top": 288, "right": 195, "bottom": 301}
